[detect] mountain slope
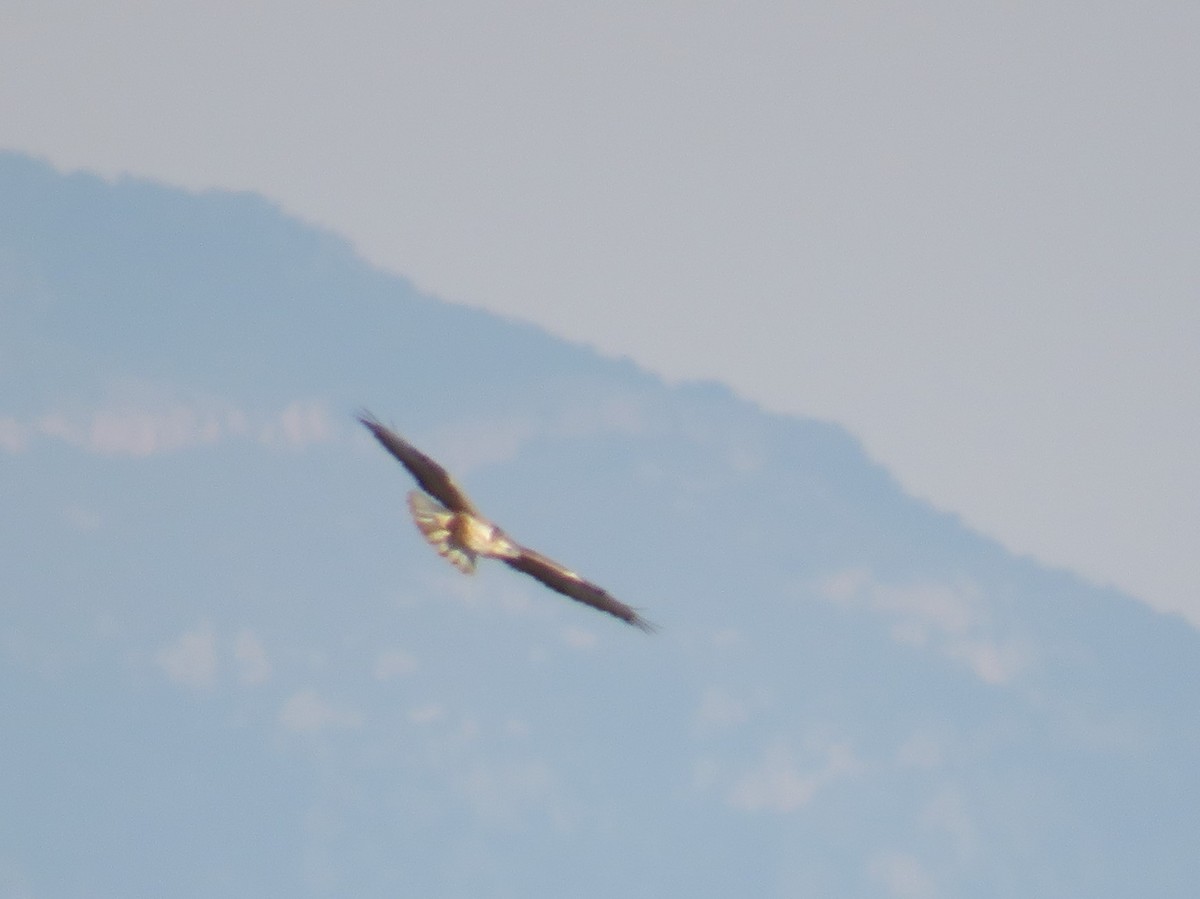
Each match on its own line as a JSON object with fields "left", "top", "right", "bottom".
{"left": 2, "top": 151, "right": 1197, "bottom": 898}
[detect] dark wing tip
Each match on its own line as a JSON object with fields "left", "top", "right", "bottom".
{"left": 628, "top": 612, "right": 659, "bottom": 634}
{"left": 601, "top": 603, "right": 658, "bottom": 634}
{"left": 357, "top": 408, "right": 384, "bottom": 431}
{"left": 357, "top": 409, "right": 402, "bottom": 456}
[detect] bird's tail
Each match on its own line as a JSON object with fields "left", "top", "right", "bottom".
{"left": 407, "top": 490, "right": 476, "bottom": 574}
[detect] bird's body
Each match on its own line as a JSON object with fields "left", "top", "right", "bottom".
{"left": 359, "top": 412, "right": 654, "bottom": 632}
{"left": 406, "top": 489, "right": 518, "bottom": 574}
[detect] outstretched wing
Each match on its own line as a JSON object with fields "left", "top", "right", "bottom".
{"left": 504, "top": 546, "right": 656, "bottom": 632}
{"left": 358, "top": 411, "right": 480, "bottom": 515}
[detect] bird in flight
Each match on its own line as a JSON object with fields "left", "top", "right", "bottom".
{"left": 359, "top": 412, "right": 655, "bottom": 632}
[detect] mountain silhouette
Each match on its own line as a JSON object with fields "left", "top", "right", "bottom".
{"left": 2, "top": 150, "right": 1197, "bottom": 897}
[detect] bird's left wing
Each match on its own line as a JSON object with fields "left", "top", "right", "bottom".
{"left": 358, "top": 412, "right": 481, "bottom": 515}
{"left": 504, "top": 546, "right": 655, "bottom": 632}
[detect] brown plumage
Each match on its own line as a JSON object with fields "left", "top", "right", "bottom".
{"left": 359, "top": 411, "right": 654, "bottom": 632}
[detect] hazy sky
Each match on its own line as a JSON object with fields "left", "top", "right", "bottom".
{"left": 4, "top": 1, "right": 1198, "bottom": 625}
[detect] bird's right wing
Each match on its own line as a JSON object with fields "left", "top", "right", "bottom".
{"left": 504, "top": 546, "right": 656, "bottom": 632}
{"left": 358, "top": 411, "right": 481, "bottom": 515}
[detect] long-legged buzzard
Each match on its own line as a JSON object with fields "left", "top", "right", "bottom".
{"left": 359, "top": 412, "right": 654, "bottom": 632}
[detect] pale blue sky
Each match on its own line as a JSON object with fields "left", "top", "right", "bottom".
{"left": 3, "top": 1, "right": 1198, "bottom": 624}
